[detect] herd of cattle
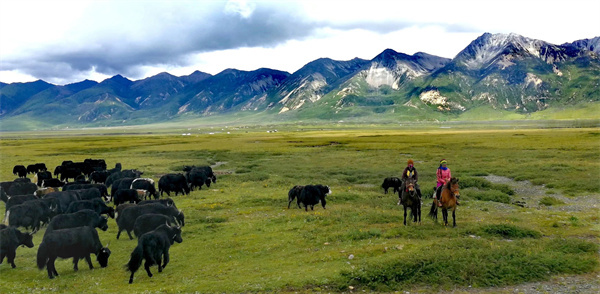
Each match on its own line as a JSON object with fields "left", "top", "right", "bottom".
{"left": 0, "top": 159, "right": 215, "bottom": 283}
{"left": 1, "top": 158, "right": 333, "bottom": 283}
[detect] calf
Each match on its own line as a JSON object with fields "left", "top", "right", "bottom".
{"left": 66, "top": 198, "right": 115, "bottom": 218}
{"left": 126, "top": 224, "right": 182, "bottom": 283}
{"left": 45, "top": 210, "right": 108, "bottom": 236}
{"left": 114, "top": 189, "right": 141, "bottom": 206}
{"left": 381, "top": 177, "right": 402, "bottom": 194}
{"left": 37, "top": 226, "right": 111, "bottom": 279}
{"left": 0, "top": 227, "right": 35, "bottom": 268}
{"left": 158, "top": 173, "right": 190, "bottom": 197}
{"left": 34, "top": 187, "right": 59, "bottom": 197}
{"left": 117, "top": 203, "right": 184, "bottom": 240}
{"left": 298, "top": 184, "right": 331, "bottom": 211}
{"left": 133, "top": 214, "right": 176, "bottom": 238}
{"left": 287, "top": 185, "right": 304, "bottom": 209}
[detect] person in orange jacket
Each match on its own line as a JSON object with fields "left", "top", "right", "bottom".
{"left": 401, "top": 159, "right": 422, "bottom": 200}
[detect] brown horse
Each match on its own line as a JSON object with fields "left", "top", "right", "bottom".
{"left": 429, "top": 177, "right": 460, "bottom": 227}
{"left": 399, "top": 177, "right": 421, "bottom": 225}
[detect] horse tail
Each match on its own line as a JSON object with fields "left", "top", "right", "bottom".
{"left": 428, "top": 201, "right": 438, "bottom": 221}
{"left": 126, "top": 244, "right": 143, "bottom": 274}
{"left": 37, "top": 241, "right": 48, "bottom": 270}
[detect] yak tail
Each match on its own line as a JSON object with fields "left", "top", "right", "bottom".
{"left": 37, "top": 242, "right": 48, "bottom": 270}
{"left": 126, "top": 245, "right": 143, "bottom": 273}
{"left": 428, "top": 201, "right": 438, "bottom": 221}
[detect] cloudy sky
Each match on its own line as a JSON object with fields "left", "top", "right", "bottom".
{"left": 1, "top": 0, "right": 598, "bottom": 85}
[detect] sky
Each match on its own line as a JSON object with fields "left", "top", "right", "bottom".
{"left": 0, "top": 0, "right": 599, "bottom": 85}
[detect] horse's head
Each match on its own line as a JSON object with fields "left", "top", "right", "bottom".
{"left": 449, "top": 177, "right": 460, "bottom": 198}
{"left": 405, "top": 177, "right": 416, "bottom": 192}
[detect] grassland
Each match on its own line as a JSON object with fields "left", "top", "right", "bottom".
{"left": 0, "top": 125, "right": 598, "bottom": 293}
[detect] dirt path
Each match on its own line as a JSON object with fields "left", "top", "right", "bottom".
{"left": 483, "top": 175, "right": 599, "bottom": 212}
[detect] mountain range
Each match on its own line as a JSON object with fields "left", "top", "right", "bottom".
{"left": 1, "top": 32, "right": 599, "bottom": 130}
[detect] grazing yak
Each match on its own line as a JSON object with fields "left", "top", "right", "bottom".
{"left": 297, "top": 185, "right": 331, "bottom": 211}
{"left": 158, "top": 174, "right": 190, "bottom": 197}
{"left": 111, "top": 178, "right": 136, "bottom": 198}
{"left": 381, "top": 177, "right": 402, "bottom": 194}
{"left": 185, "top": 168, "right": 212, "bottom": 191}
{"left": 133, "top": 214, "right": 177, "bottom": 238}
{"left": 43, "top": 191, "right": 81, "bottom": 214}
{"left": 33, "top": 171, "right": 53, "bottom": 186}
{"left": 184, "top": 165, "right": 216, "bottom": 183}
{"left": 6, "top": 182, "right": 38, "bottom": 197}
{"left": 7, "top": 199, "right": 59, "bottom": 231}
{"left": 90, "top": 171, "right": 110, "bottom": 184}
{"left": 116, "top": 203, "right": 184, "bottom": 240}
{"left": 37, "top": 226, "right": 111, "bottom": 279}
{"left": 287, "top": 185, "right": 304, "bottom": 209}
{"left": 63, "top": 184, "right": 109, "bottom": 200}
{"left": 126, "top": 223, "right": 182, "bottom": 284}
{"left": 12, "top": 165, "right": 27, "bottom": 178}
{"left": 0, "top": 227, "right": 35, "bottom": 268}
{"left": 45, "top": 210, "right": 108, "bottom": 236}
{"left": 66, "top": 198, "right": 115, "bottom": 218}
{"left": 27, "top": 163, "right": 48, "bottom": 175}
{"left": 113, "top": 189, "right": 142, "bottom": 206}
{"left": 41, "top": 178, "right": 65, "bottom": 188}
{"left": 138, "top": 198, "right": 177, "bottom": 209}
{"left": 130, "top": 178, "right": 157, "bottom": 199}
{"left": 4, "top": 194, "right": 38, "bottom": 215}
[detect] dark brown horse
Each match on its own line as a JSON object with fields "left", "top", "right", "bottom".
{"left": 429, "top": 177, "right": 460, "bottom": 227}
{"left": 399, "top": 177, "right": 421, "bottom": 225}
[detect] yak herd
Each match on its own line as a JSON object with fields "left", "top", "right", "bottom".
{"left": 0, "top": 159, "right": 212, "bottom": 283}
{"left": 1, "top": 158, "right": 349, "bottom": 284}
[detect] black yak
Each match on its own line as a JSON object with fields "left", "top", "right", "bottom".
{"left": 126, "top": 223, "right": 182, "bottom": 283}
{"left": 37, "top": 226, "right": 111, "bottom": 279}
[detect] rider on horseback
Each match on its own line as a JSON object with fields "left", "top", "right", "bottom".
{"left": 435, "top": 159, "right": 458, "bottom": 206}
{"left": 401, "top": 159, "right": 422, "bottom": 201}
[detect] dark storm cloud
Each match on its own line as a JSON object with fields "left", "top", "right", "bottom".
{"left": 2, "top": 1, "right": 321, "bottom": 82}
{"left": 1, "top": 1, "right": 474, "bottom": 84}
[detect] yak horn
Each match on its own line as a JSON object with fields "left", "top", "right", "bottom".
{"left": 165, "top": 221, "right": 171, "bottom": 228}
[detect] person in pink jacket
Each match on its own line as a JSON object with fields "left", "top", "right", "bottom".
{"left": 435, "top": 159, "right": 458, "bottom": 206}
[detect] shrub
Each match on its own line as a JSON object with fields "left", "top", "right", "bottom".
{"left": 463, "top": 188, "right": 511, "bottom": 204}
{"left": 539, "top": 196, "right": 565, "bottom": 206}
{"left": 480, "top": 224, "right": 542, "bottom": 239}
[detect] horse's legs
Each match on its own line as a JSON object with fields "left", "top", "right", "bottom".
{"left": 403, "top": 206, "right": 407, "bottom": 225}
{"left": 452, "top": 209, "right": 456, "bottom": 227}
{"left": 442, "top": 208, "right": 448, "bottom": 226}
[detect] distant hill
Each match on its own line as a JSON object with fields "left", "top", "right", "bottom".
{"left": 1, "top": 33, "right": 598, "bottom": 131}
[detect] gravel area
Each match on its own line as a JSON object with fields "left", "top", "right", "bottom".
{"left": 483, "top": 175, "right": 599, "bottom": 212}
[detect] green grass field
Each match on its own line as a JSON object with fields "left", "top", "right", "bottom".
{"left": 0, "top": 125, "right": 598, "bottom": 293}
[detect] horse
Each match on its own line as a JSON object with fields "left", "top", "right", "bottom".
{"left": 428, "top": 177, "right": 460, "bottom": 227}
{"left": 399, "top": 177, "right": 421, "bottom": 225}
